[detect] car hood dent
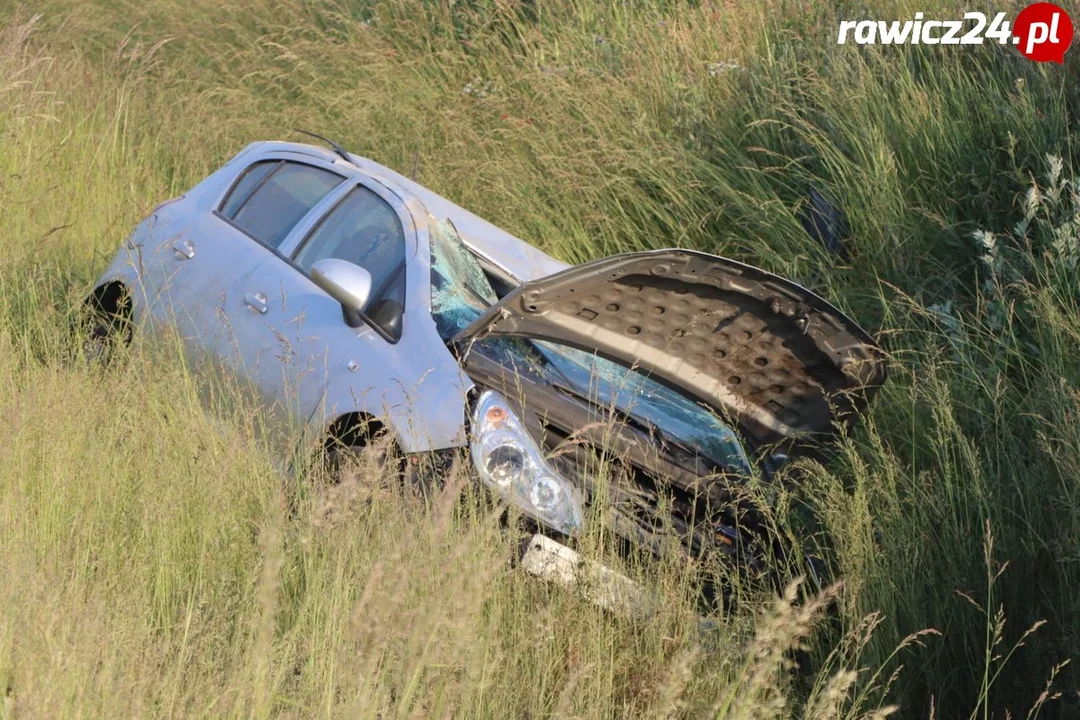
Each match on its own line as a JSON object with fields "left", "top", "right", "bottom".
{"left": 453, "top": 249, "right": 887, "bottom": 447}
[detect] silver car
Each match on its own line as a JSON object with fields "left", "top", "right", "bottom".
{"left": 86, "top": 138, "right": 887, "bottom": 577}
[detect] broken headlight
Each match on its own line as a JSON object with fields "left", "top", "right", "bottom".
{"left": 469, "top": 390, "right": 584, "bottom": 535}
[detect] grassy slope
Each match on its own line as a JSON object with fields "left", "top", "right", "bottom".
{"left": 1, "top": 0, "right": 1078, "bottom": 716}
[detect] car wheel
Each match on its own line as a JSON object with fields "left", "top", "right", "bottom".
{"left": 73, "top": 302, "right": 130, "bottom": 368}
{"left": 327, "top": 440, "right": 447, "bottom": 497}
{"left": 305, "top": 429, "right": 418, "bottom": 525}
{"left": 324, "top": 431, "right": 397, "bottom": 480}
{"left": 82, "top": 324, "right": 113, "bottom": 365}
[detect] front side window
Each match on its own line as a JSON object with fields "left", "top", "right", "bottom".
{"left": 293, "top": 186, "right": 407, "bottom": 341}
{"left": 219, "top": 161, "right": 343, "bottom": 250}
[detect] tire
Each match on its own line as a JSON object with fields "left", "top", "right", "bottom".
{"left": 323, "top": 422, "right": 402, "bottom": 482}
{"left": 73, "top": 285, "right": 132, "bottom": 368}
{"left": 73, "top": 305, "right": 129, "bottom": 368}
{"left": 305, "top": 429, "right": 418, "bottom": 525}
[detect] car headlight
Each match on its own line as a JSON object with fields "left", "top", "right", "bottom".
{"left": 469, "top": 390, "right": 584, "bottom": 535}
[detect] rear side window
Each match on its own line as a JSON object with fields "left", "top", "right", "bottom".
{"left": 293, "top": 186, "right": 407, "bottom": 342}
{"left": 219, "top": 161, "right": 343, "bottom": 250}
{"left": 220, "top": 161, "right": 278, "bottom": 217}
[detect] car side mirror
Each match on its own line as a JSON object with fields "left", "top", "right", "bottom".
{"left": 311, "top": 259, "right": 373, "bottom": 326}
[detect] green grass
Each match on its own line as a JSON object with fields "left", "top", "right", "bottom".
{"left": 1, "top": 1, "right": 1078, "bottom": 716}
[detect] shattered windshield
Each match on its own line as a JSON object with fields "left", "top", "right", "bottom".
{"left": 430, "top": 217, "right": 497, "bottom": 339}
{"left": 530, "top": 342, "right": 750, "bottom": 473}
{"left": 429, "top": 218, "right": 750, "bottom": 474}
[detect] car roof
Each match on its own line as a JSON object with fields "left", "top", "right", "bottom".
{"left": 252, "top": 140, "right": 570, "bottom": 283}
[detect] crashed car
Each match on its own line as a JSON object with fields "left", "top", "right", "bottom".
{"left": 86, "top": 138, "right": 887, "bottom": 585}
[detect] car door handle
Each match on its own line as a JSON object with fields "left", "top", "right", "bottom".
{"left": 172, "top": 238, "right": 195, "bottom": 260}
{"left": 244, "top": 292, "right": 268, "bottom": 314}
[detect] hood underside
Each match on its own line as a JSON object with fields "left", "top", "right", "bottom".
{"left": 454, "top": 249, "right": 887, "bottom": 448}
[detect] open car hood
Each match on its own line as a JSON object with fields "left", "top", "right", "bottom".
{"left": 453, "top": 249, "right": 887, "bottom": 449}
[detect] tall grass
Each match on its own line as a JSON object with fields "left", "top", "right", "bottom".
{"left": 0, "top": 1, "right": 1077, "bottom": 716}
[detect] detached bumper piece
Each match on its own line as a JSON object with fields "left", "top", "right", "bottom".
{"left": 519, "top": 534, "right": 654, "bottom": 618}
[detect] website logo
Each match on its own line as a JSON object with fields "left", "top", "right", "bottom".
{"left": 837, "top": 3, "right": 1073, "bottom": 64}
{"left": 1013, "top": 3, "right": 1073, "bottom": 62}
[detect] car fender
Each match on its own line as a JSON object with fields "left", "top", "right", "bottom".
{"left": 93, "top": 229, "right": 149, "bottom": 321}
{"left": 312, "top": 339, "right": 475, "bottom": 454}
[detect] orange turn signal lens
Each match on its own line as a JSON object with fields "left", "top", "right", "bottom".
{"left": 485, "top": 406, "right": 509, "bottom": 426}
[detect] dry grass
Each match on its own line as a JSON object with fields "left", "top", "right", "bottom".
{"left": 1, "top": 2, "right": 1078, "bottom": 717}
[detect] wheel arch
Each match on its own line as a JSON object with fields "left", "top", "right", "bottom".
{"left": 322, "top": 411, "right": 387, "bottom": 451}
{"left": 86, "top": 280, "right": 133, "bottom": 323}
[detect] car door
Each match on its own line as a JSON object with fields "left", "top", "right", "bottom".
{"left": 219, "top": 177, "right": 415, "bottom": 454}
{"left": 162, "top": 156, "right": 348, "bottom": 363}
